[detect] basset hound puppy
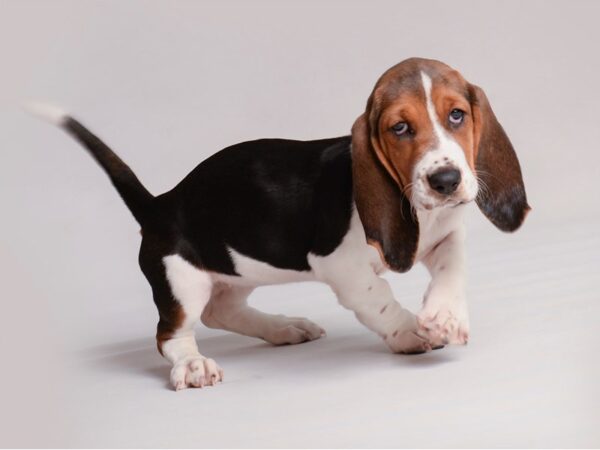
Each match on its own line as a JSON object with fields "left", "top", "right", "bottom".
{"left": 29, "top": 57, "right": 529, "bottom": 391}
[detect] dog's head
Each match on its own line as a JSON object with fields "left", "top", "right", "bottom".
{"left": 352, "top": 57, "right": 530, "bottom": 272}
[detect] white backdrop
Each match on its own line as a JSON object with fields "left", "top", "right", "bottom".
{"left": 1, "top": 0, "right": 599, "bottom": 447}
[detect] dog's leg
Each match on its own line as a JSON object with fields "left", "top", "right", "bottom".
{"left": 158, "top": 254, "right": 224, "bottom": 390}
{"left": 201, "top": 285, "right": 325, "bottom": 345}
{"left": 139, "top": 239, "right": 223, "bottom": 390}
{"left": 159, "top": 254, "right": 224, "bottom": 390}
{"left": 324, "top": 267, "right": 432, "bottom": 354}
{"left": 418, "top": 226, "right": 469, "bottom": 345}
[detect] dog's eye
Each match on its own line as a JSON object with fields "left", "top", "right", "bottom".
{"left": 391, "top": 122, "right": 409, "bottom": 136}
{"left": 448, "top": 109, "right": 465, "bottom": 125}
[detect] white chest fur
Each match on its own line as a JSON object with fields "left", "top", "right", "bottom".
{"left": 414, "top": 205, "right": 466, "bottom": 261}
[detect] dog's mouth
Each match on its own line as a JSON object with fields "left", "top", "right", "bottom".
{"left": 410, "top": 170, "right": 478, "bottom": 212}
{"left": 413, "top": 196, "right": 473, "bottom": 211}
{"left": 450, "top": 199, "right": 473, "bottom": 208}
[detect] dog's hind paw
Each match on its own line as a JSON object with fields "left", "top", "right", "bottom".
{"left": 263, "top": 316, "right": 326, "bottom": 345}
{"left": 170, "top": 356, "right": 224, "bottom": 391}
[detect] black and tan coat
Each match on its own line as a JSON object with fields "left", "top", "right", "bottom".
{"left": 29, "top": 57, "right": 529, "bottom": 390}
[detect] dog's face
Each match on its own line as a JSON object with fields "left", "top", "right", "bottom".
{"left": 352, "top": 58, "right": 530, "bottom": 272}
{"left": 365, "top": 59, "right": 480, "bottom": 211}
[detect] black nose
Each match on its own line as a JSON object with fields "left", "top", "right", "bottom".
{"left": 427, "top": 168, "right": 461, "bottom": 195}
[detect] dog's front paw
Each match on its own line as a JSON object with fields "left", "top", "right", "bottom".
{"left": 385, "top": 329, "right": 432, "bottom": 354}
{"left": 383, "top": 313, "right": 433, "bottom": 354}
{"left": 170, "top": 356, "right": 224, "bottom": 391}
{"left": 417, "top": 301, "right": 469, "bottom": 346}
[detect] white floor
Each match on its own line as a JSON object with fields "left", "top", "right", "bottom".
{"left": 4, "top": 211, "right": 598, "bottom": 447}
{"left": 2, "top": 1, "right": 600, "bottom": 447}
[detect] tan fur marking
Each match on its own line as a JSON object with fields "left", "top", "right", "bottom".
{"left": 156, "top": 305, "right": 185, "bottom": 356}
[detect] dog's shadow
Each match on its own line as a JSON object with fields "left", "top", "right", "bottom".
{"left": 79, "top": 329, "right": 458, "bottom": 388}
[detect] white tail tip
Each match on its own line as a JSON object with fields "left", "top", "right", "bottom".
{"left": 23, "top": 101, "right": 68, "bottom": 125}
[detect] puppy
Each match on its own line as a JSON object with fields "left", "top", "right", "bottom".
{"left": 29, "top": 58, "right": 529, "bottom": 390}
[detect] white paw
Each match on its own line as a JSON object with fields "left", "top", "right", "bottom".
{"left": 383, "top": 313, "right": 433, "bottom": 354}
{"left": 385, "top": 329, "right": 432, "bottom": 354}
{"left": 263, "top": 316, "right": 326, "bottom": 345}
{"left": 170, "top": 356, "right": 224, "bottom": 391}
{"left": 417, "top": 302, "right": 469, "bottom": 346}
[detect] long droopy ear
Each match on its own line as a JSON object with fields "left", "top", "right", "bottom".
{"left": 470, "top": 84, "right": 530, "bottom": 231}
{"left": 351, "top": 113, "right": 419, "bottom": 272}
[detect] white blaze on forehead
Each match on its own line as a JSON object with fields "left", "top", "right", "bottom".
{"left": 418, "top": 70, "right": 470, "bottom": 169}
{"left": 421, "top": 71, "right": 447, "bottom": 142}
{"left": 410, "top": 71, "right": 478, "bottom": 207}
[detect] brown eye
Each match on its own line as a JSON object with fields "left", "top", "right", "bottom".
{"left": 391, "top": 122, "right": 409, "bottom": 136}
{"left": 449, "top": 109, "right": 464, "bottom": 125}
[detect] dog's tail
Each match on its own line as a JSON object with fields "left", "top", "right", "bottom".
{"left": 25, "top": 102, "right": 154, "bottom": 226}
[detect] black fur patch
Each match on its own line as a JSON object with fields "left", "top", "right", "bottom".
{"left": 157, "top": 136, "right": 354, "bottom": 274}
